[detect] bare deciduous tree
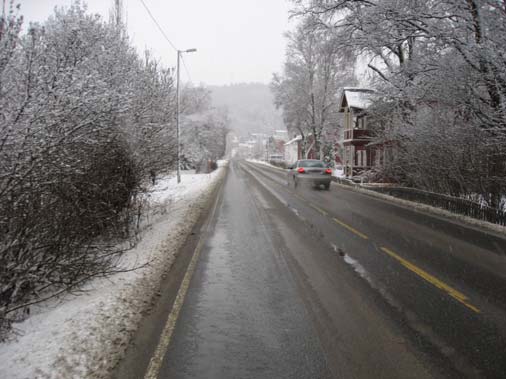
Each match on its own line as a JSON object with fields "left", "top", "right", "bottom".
{"left": 271, "top": 16, "right": 355, "bottom": 158}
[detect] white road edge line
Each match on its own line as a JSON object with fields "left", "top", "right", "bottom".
{"left": 143, "top": 181, "right": 223, "bottom": 379}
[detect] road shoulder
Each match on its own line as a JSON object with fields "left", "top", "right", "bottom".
{"left": 111, "top": 168, "right": 227, "bottom": 379}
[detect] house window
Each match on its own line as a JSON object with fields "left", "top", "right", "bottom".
{"left": 356, "top": 150, "right": 367, "bottom": 167}
{"left": 346, "top": 110, "right": 352, "bottom": 130}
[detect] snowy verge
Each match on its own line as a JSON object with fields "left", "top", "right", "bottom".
{"left": 331, "top": 181, "right": 506, "bottom": 235}
{"left": 332, "top": 167, "right": 344, "bottom": 178}
{"left": 0, "top": 163, "right": 228, "bottom": 379}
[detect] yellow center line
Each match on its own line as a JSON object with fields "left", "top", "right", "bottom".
{"left": 332, "top": 217, "right": 369, "bottom": 240}
{"left": 308, "top": 202, "right": 328, "bottom": 216}
{"left": 290, "top": 186, "right": 479, "bottom": 314}
{"left": 292, "top": 193, "right": 367, "bottom": 239}
{"left": 293, "top": 193, "right": 329, "bottom": 217}
{"left": 380, "top": 247, "right": 480, "bottom": 314}
{"left": 293, "top": 193, "right": 305, "bottom": 202}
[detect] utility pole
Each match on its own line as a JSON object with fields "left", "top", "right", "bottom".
{"left": 176, "top": 48, "right": 196, "bottom": 184}
{"left": 176, "top": 51, "right": 181, "bottom": 184}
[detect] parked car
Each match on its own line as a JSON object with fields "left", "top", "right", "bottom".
{"left": 287, "top": 159, "right": 332, "bottom": 190}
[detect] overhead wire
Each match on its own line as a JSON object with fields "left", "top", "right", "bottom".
{"left": 181, "top": 55, "right": 193, "bottom": 84}
{"left": 138, "top": 0, "right": 195, "bottom": 83}
{"left": 138, "top": 0, "right": 178, "bottom": 52}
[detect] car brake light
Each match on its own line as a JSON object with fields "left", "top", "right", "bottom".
{"left": 325, "top": 168, "right": 332, "bottom": 174}
{"left": 297, "top": 167, "right": 305, "bottom": 173}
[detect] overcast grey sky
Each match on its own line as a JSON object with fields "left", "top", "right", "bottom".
{"left": 18, "top": 0, "right": 293, "bottom": 86}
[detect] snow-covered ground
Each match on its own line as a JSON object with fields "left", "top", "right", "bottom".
{"left": 333, "top": 167, "right": 344, "bottom": 178}
{"left": 0, "top": 163, "right": 227, "bottom": 379}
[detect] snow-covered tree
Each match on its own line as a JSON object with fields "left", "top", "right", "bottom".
{"left": 271, "top": 17, "right": 355, "bottom": 158}
{"left": 180, "top": 89, "right": 229, "bottom": 170}
{"left": 293, "top": 0, "right": 506, "bottom": 208}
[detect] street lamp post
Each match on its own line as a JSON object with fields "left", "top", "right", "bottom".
{"left": 176, "top": 48, "right": 197, "bottom": 184}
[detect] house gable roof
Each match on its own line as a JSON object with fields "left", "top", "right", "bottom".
{"left": 284, "top": 135, "right": 302, "bottom": 146}
{"left": 339, "top": 88, "right": 376, "bottom": 112}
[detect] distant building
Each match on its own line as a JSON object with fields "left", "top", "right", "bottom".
{"left": 273, "top": 130, "right": 288, "bottom": 141}
{"left": 266, "top": 130, "right": 289, "bottom": 161}
{"left": 283, "top": 134, "right": 321, "bottom": 163}
{"left": 284, "top": 135, "right": 302, "bottom": 164}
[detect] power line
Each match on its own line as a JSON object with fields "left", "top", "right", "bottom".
{"left": 138, "top": 0, "right": 196, "bottom": 82}
{"left": 181, "top": 55, "right": 193, "bottom": 84}
{"left": 138, "top": 0, "right": 178, "bottom": 52}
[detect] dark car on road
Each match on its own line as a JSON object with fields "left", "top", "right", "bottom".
{"left": 287, "top": 159, "right": 332, "bottom": 190}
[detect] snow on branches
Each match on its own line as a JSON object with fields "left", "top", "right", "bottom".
{"left": 0, "top": 2, "right": 224, "bottom": 337}
{"left": 292, "top": 0, "right": 506, "bottom": 208}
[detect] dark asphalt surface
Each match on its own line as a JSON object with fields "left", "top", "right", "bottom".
{"left": 128, "top": 160, "right": 506, "bottom": 378}
{"left": 159, "top": 161, "right": 332, "bottom": 379}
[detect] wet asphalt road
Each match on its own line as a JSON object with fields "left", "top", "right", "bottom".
{"left": 125, "top": 160, "right": 506, "bottom": 378}
{"left": 160, "top": 160, "right": 331, "bottom": 379}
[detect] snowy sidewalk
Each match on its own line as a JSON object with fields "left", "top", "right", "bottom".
{"left": 0, "top": 163, "right": 227, "bottom": 379}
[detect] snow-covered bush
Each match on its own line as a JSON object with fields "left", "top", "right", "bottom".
{"left": 180, "top": 102, "right": 229, "bottom": 171}
{"left": 0, "top": 2, "right": 182, "bottom": 338}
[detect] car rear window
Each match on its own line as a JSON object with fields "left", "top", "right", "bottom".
{"left": 299, "top": 160, "right": 324, "bottom": 168}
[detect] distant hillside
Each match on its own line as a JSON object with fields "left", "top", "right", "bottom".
{"left": 208, "top": 83, "right": 285, "bottom": 137}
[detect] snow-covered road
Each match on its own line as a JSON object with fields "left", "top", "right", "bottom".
{"left": 0, "top": 164, "right": 227, "bottom": 379}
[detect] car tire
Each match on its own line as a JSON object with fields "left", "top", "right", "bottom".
{"left": 324, "top": 183, "right": 330, "bottom": 190}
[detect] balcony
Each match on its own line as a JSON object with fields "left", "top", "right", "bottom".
{"left": 343, "top": 129, "right": 371, "bottom": 141}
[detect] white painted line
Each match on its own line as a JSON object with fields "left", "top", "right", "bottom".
{"left": 144, "top": 184, "right": 222, "bottom": 379}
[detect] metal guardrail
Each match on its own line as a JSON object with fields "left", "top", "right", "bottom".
{"left": 366, "top": 186, "right": 506, "bottom": 226}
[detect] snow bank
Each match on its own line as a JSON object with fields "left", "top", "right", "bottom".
{"left": 0, "top": 164, "right": 228, "bottom": 379}
{"left": 332, "top": 168, "right": 344, "bottom": 178}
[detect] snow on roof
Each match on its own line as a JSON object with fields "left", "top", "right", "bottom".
{"left": 340, "top": 88, "right": 376, "bottom": 111}
{"left": 284, "top": 135, "right": 302, "bottom": 145}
